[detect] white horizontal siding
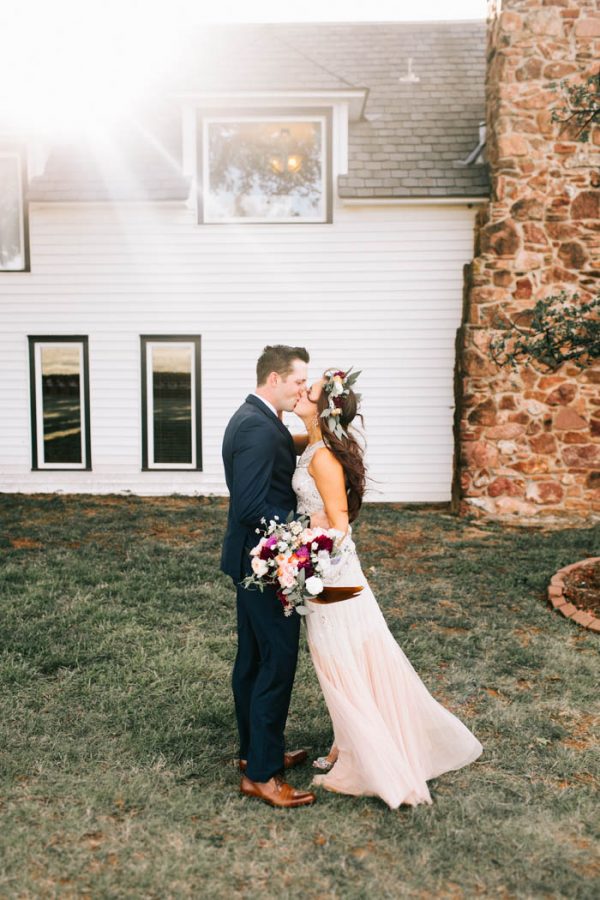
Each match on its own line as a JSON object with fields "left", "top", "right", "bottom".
{"left": 0, "top": 202, "right": 476, "bottom": 500}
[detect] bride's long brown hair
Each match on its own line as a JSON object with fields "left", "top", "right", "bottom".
{"left": 312, "top": 371, "right": 366, "bottom": 522}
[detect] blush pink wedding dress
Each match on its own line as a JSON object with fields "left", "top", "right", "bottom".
{"left": 292, "top": 440, "right": 483, "bottom": 809}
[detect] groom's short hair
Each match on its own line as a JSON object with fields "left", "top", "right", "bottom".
{"left": 256, "top": 345, "right": 310, "bottom": 386}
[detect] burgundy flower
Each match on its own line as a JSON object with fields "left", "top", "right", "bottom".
{"left": 333, "top": 396, "right": 344, "bottom": 409}
{"left": 333, "top": 370, "right": 346, "bottom": 378}
{"left": 313, "top": 534, "right": 334, "bottom": 553}
{"left": 259, "top": 545, "right": 277, "bottom": 560}
{"left": 259, "top": 535, "right": 279, "bottom": 560}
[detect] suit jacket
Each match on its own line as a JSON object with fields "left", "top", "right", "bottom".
{"left": 221, "top": 394, "right": 297, "bottom": 582}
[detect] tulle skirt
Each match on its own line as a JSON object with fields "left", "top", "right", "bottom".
{"left": 305, "top": 548, "right": 483, "bottom": 809}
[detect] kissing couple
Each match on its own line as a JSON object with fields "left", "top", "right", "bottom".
{"left": 221, "top": 345, "right": 483, "bottom": 809}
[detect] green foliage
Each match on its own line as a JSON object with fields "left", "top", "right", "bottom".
{"left": 550, "top": 72, "right": 600, "bottom": 143}
{"left": 0, "top": 495, "right": 598, "bottom": 898}
{"left": 490, "top": 291, "right": 600, "bottom": 371}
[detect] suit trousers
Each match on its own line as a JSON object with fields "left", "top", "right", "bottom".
{"left": 233, "top": 582, "right": 301, "bottom": 782}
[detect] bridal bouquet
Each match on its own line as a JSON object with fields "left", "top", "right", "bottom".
{"left": 242, "top": 513, "right": 346, "bottom": 616}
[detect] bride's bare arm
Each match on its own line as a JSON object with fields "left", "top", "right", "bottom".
{"left": 309, "top": 448, "right": 349, "bottom": 535}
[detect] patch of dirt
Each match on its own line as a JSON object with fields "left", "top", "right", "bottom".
{"left": 560, "top": 713, "right": 599, "bottom": 751}
{"left": 513, "top": 625, "right": 542, "bottom": 647}
{"left": 484, "top": 687, "right": 511, "bottom": 704}
{"left": 9, "top": 537, "right": 43, "bottom": 549}
{"left": 357, "top": 526, "right": 425, "bottom": 556}
{"left": 445, "top": 526, "right": 496, "bottom": 542}
{"left": 438, "top": 599, "right": 459, "bottom": 610}
{"left": 454, "top": 697, "right": 480, "bottom": 718}
{"left": 572, "top": 773, "right": 599, "bottom": 787}
{"left": 565, "top": 836, "right": 600, "bottom": 878}
{"left": 148, "top": 525, "right": 202, "bottom": 545}
{"left": 563, "top": 562, "right": 600, "bottom": 616}
{"left": 430, "top": 624, "right": 469, "bottom": 635}
{"left": 80, "top": 831, "right": 104, "bottom": 849}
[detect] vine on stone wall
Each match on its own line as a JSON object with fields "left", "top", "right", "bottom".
{"left": 489, "top": 73, "right": 600, "bottom": 372}
{"left": 490, "top": 292, "right": 600, "bottom": 372}
{"left": 549, "top": 71, "right": 600, "bottom": 143}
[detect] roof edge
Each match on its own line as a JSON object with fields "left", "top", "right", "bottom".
{"left": 174, "top": 88, "right": 369, "bottom": 121}
{"left": 340, "top": 196, "right": 489, "bottom": 206}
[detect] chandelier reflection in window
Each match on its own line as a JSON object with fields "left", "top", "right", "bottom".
{"left": 269, "top": 128, "right": 303, "bottom": 175}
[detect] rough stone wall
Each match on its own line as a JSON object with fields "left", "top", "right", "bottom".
{"left": 456, "top": 0, "right": 600, "bottom": 523}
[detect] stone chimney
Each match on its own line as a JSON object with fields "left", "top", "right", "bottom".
{"left": 455, "top": 0, "right": 600, "bottom": 523}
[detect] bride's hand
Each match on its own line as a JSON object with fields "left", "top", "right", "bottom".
{"left": 310, "top": 510, "right": 331, "bottom": 530}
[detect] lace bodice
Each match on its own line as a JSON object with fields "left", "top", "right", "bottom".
{"left": 292, "top": 440, "right": 326, "bottom": 515}
{"left": 292, "top": 439, "right": 358, "bottom": 586}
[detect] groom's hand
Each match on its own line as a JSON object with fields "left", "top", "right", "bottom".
{"left": 310, "top": 510, "right": 331, "bottom": 530}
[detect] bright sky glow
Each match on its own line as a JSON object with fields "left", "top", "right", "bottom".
{"left": 0, "top": 0, "right": 488, "bottom": 137}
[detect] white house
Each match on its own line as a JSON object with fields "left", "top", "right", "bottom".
{"left": 0, "top": 22, "right": 489, "bottom": 501}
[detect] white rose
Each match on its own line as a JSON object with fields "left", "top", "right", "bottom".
{"left": 251, "top": 557, "right": 268, "bottom": 577}
{"left": 305, "top": 576, "right": 324, "bottom": 595}
{"left": 317, "top": 561, "right": 331, "bottom": 579}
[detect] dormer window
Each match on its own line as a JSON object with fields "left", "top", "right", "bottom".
{"left": 198, "top": 110, "right": 331, "bottom": 223}
{"left": 0, "top": 146, "right": 29, "bottom": 272}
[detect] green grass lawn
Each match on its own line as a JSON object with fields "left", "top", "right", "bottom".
{"left": 0, "top": 495, "right": 598, "bottom": 899}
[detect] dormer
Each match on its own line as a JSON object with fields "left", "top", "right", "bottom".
{"left": 171, "top": 26, "right": 366, "bottom": 224}
{"left": 177, "top": 93, "right": 365, "bottom": 224}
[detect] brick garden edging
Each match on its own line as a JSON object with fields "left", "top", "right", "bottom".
{"left": 548, "top": 557, "right": 600, "bottom": 632}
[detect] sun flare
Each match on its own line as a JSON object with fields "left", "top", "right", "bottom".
{"left": 0, "top": 4, "right": 182, "bottom": 138}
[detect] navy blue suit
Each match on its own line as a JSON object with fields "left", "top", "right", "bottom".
{"left": 221, "top": 394, "right": 299, "bottom": 782}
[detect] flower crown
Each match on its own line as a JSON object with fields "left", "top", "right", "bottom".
{"left": 320, "top": 368, "right": 361, "bottom": 440}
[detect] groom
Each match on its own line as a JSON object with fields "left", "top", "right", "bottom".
{"left": 221, "top": 345, "right": 325, "bottom": 808}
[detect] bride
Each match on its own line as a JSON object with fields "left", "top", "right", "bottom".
{"left": 292, "top": 369, "right": 483, "bottom": 809}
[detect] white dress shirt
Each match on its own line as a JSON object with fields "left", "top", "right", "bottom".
{"left": 251, "top": 392, "right": 279, "bottom": 418}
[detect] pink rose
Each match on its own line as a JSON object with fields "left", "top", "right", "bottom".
{"left": 279, "top": 570, "right": 295, "bottom": 589}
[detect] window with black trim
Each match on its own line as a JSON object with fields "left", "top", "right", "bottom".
{"left": 141, "top": 336, "right": 202, "bottom": 470}
{"left": 28, "top": 336, "right": 91, "bottom": 470}
{"left": 198, "top": 110, "right": 332, "bottom": 224}
{"left": 1, "top": 145, "right": 29, "bottom": 271}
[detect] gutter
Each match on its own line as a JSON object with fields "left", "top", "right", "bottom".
{"left": 340, "top": 197, "right": 488, "bottom": 207}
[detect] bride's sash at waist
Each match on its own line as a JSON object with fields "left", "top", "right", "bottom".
{"left": 311, "top": 586, "right": 363, "bottom": 604}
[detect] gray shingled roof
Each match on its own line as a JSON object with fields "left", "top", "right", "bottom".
{"left": 29, "top": 21, "right": 489, "bottom": 202}
{"left": 254, "top": 22, "right": 489, "bottom": 198}
{"left": 172, "top": 25, "right": 357, "bottom": 93}
{"left": 28, "top": 118, "right": 190, "bottom": 202}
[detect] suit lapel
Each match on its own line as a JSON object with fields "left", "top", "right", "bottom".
{"left": 246, "top": 394, "right": 296, "bottom": 460}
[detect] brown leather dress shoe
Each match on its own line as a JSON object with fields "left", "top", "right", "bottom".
{"left": 238, "top": 749, "right": 308, "bottom": 773}
{"left": 240, "top": 774, "right": 316, "bottom": 808}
